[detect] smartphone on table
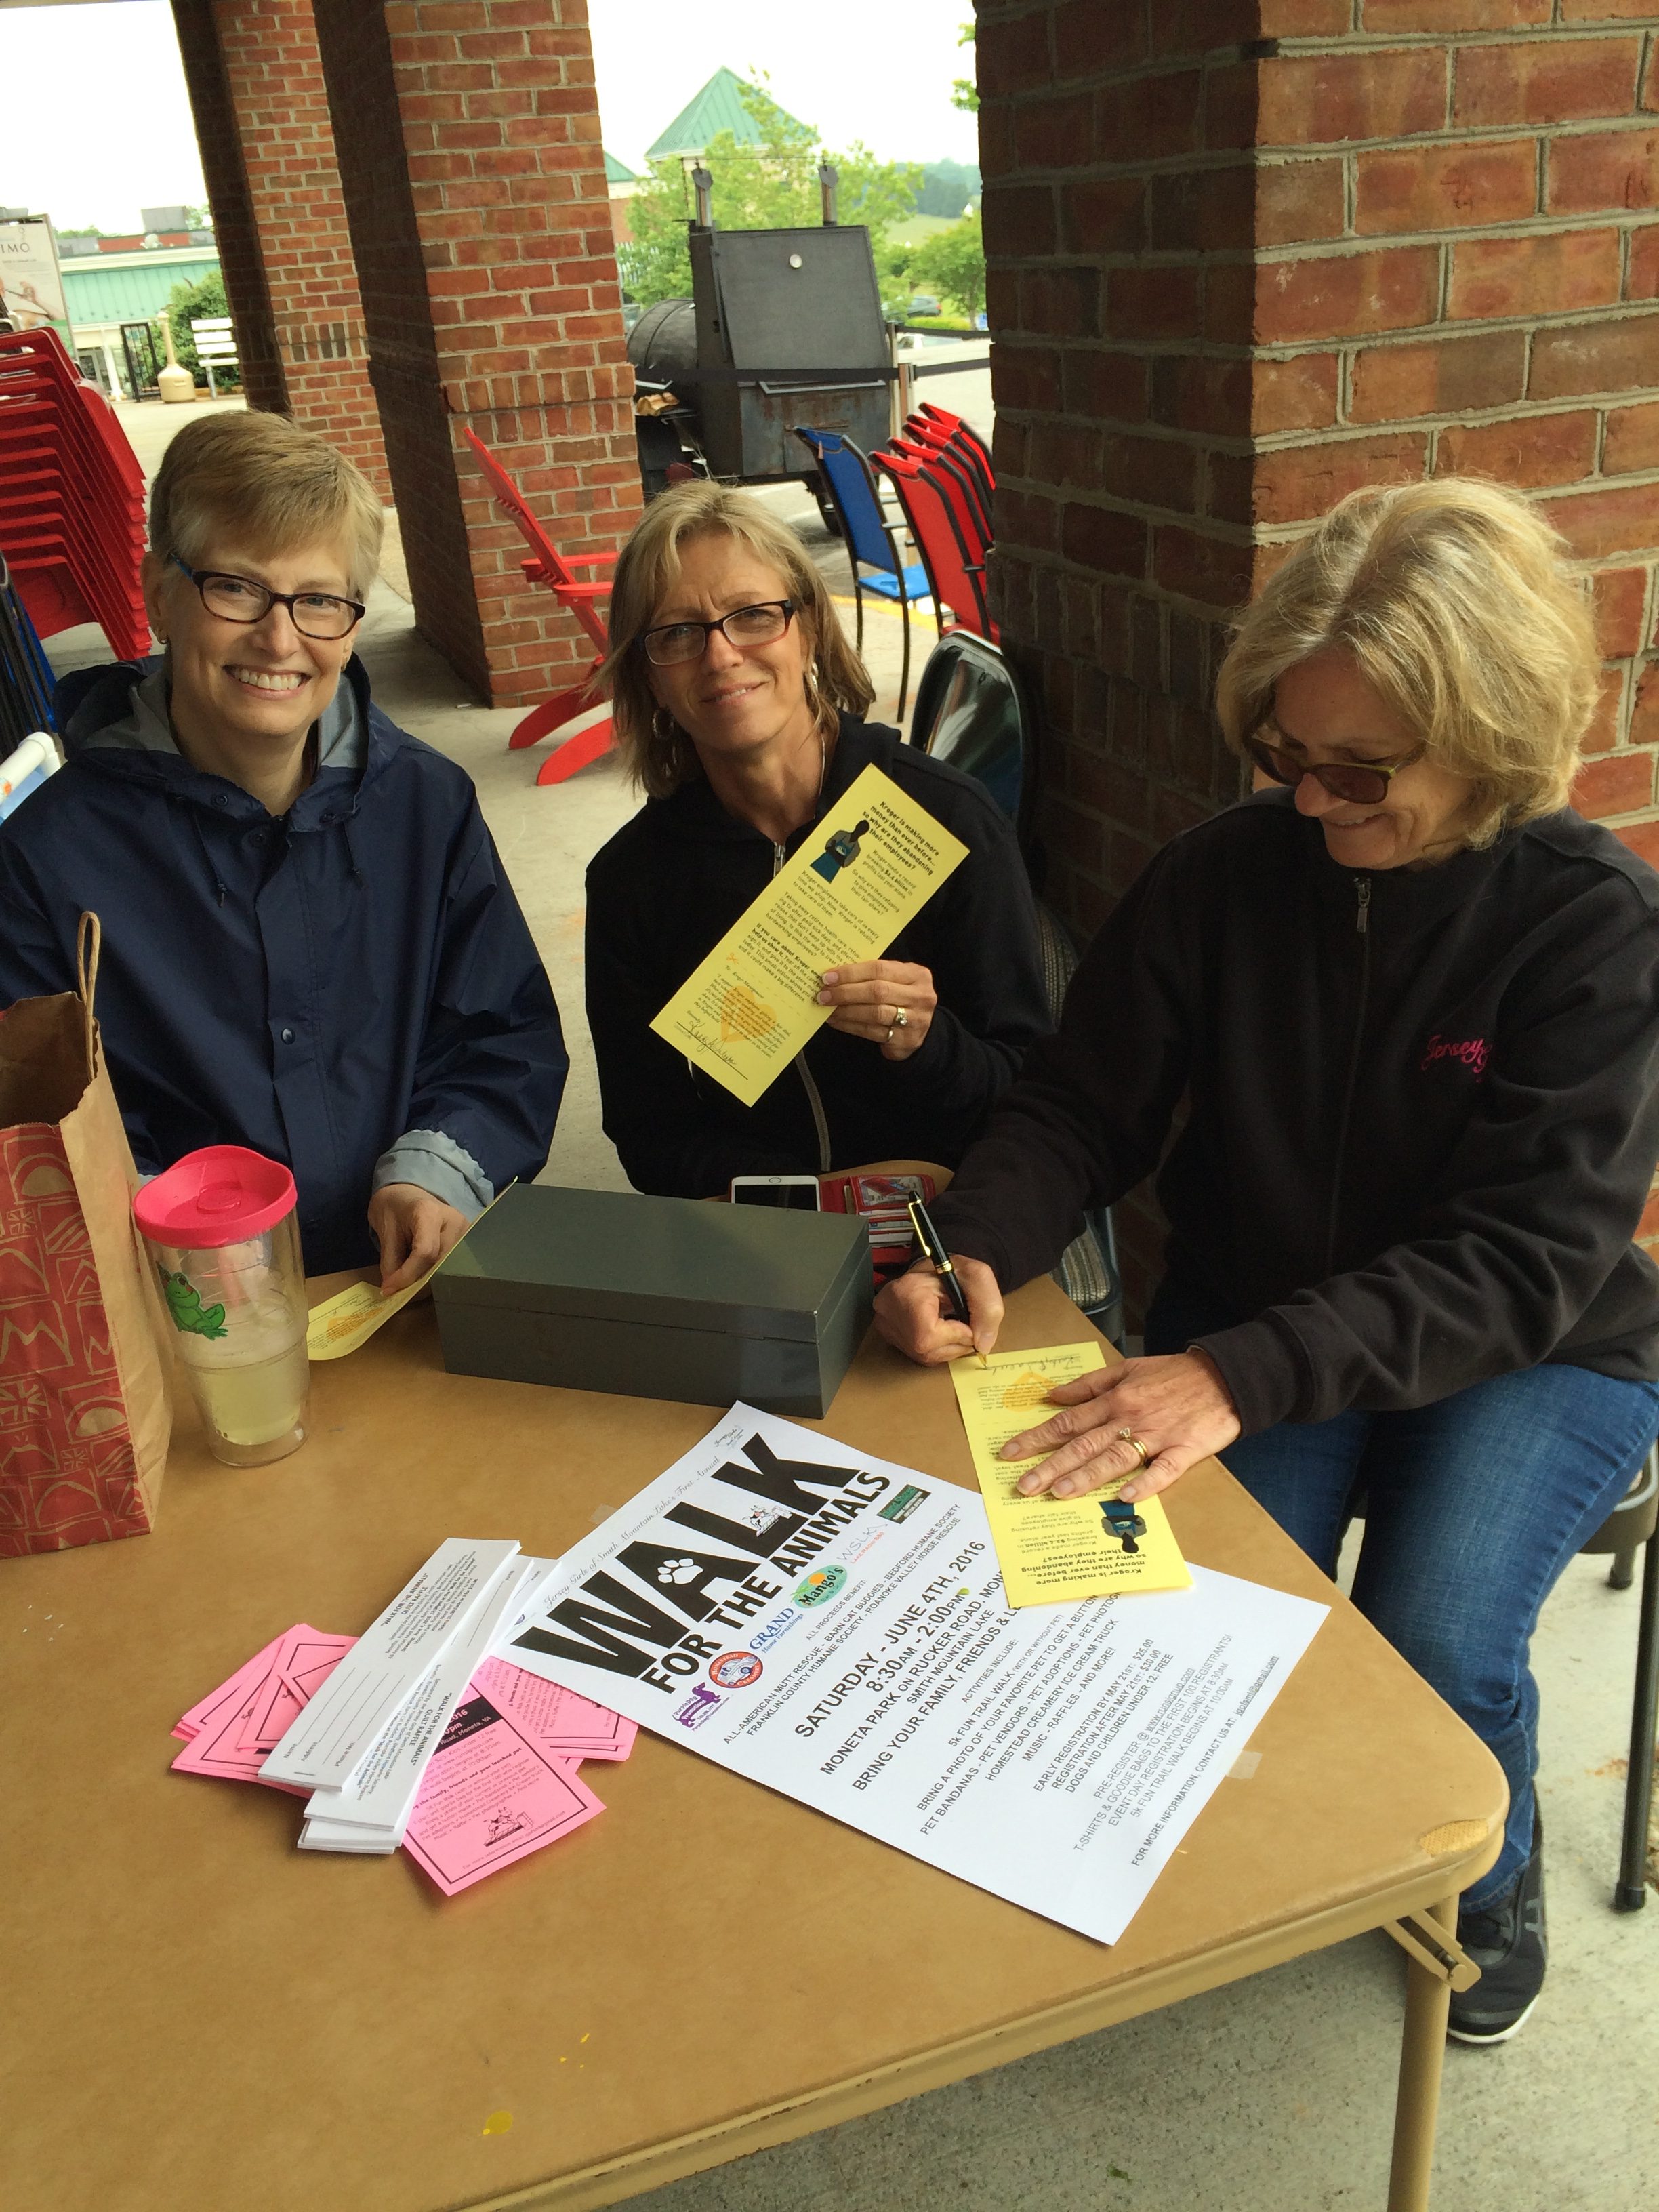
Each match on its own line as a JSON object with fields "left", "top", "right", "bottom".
{"left": 728, "top": 1175, "right": 823, "bottom": 1211}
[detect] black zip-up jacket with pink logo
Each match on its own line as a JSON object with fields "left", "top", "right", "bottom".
{"left": 931, "top": 787, "right": 1659, "bottom": 1434}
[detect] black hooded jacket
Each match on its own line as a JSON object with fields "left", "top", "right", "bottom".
{"left": 931, "top": 789, "right": 1659, "bottom": 1433}
{"left": 586, "top": 714, "right": 1049, "bottom": 1195}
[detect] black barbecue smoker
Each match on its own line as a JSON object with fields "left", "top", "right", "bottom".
{"left": 627, "top": 163, "right": 891, "bottom": 506}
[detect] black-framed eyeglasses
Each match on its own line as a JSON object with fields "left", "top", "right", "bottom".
{"left": 170, "top": 555, "right": 365, "bottom": 640}
{"left": 640, "top": 599, "right": 796, "bottom": 668}
{"left": 1245, "top": 719, "right": 1426, "bottom": 806}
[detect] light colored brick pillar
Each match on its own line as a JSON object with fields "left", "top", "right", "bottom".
{"left": 310, "top": 0, "right": 640, "bottom": 706}
{"left": 978, "top": 0, "right": 1659, "bottom": 1309}
{"left": 169, "top": 0, "right": 392, "bottom": 498}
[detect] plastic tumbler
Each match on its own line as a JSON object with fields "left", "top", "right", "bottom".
{"left": 134, "top": 1146, "right": 310, "bottom": 1467}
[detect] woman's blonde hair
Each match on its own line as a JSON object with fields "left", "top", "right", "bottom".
{"left": 1216, "top": 477, "right": 1599, "bottom": 847}
{"left": 148, "top": 409, "right": 384, "bottom": 598}
{"left": 598, "top": 480, "right": 875, "bottom": 797}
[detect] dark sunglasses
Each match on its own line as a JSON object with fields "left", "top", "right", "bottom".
{"left": 1245, "top": 722, "right": 1426, "bottom": 807}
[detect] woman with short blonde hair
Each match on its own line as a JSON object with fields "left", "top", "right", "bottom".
{"left": 878, "top": 478, "right": 1659, "bottom": 2047}
{"left": 586, "top": 479, "right": 1048, "bottom": 1196}
{"left": 0, "top": 409, "right": 566, "bottom": 1286}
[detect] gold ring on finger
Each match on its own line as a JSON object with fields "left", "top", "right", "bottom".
{"left": 1117, "top": 1426, "right": 1151, "bottom": 1470}
{"left": 893, "top": 1008, "right": 908, "bottom": 1029}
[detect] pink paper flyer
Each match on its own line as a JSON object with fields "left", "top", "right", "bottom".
{"left": 402, "top": 1691, "right": 604, "bottom": 1896}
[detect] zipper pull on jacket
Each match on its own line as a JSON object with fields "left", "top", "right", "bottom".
{"left": 1355, "top": 876, "right": 1372, "bottom": 935}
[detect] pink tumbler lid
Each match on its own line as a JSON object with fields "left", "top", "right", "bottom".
{"left": 133, "top": 1145, "right": 297, "bottom": 1248}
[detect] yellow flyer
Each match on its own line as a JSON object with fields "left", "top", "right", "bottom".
{"left": 305, "top": 1273, "right": 427, "bottom": 1361}
{"left": 649, "top": 764, "right": 968, "bottom": 1107}
{"left": 951, "top": 1343, "right": 1191, "bottom": 1607}
{"left": 306, "top": 1187, "right": 510, "bottom": 1360}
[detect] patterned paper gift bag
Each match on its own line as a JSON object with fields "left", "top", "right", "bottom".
{"left": 0, "top": 915, "right": 173, "bottom": 1555}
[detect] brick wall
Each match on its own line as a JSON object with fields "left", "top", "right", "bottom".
{"left": 1242, "top": 7, "right": 1659, "bottom": 853}
{"left": 311, "top": 0, "right": 640, "bottom": 706}
{"left": 978, "top": 0, "right": 1659, "bottom": 1309}
{"left": 170, "top": 1, "right": 391, "bottom": 496}
{"left": 211, "top": 1, "right": 392, "bottom": 498}
{"left": 169, "top": 0, "right": 289, "bottom": 417}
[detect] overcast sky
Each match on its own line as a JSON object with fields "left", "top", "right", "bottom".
{"left": 0, "top": 0, "right": 979, "bottom": 234}
{"left": 587, "top": 2, "right": 981, "bottom": 174}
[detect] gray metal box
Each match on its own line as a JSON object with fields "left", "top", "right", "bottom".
{"left": 431, "top": 1184, "right": 873, "bottom": 1418}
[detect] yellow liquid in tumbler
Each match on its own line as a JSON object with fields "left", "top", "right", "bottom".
{"left": 199, "top": 1339, "right": 309, "bottom": 1446}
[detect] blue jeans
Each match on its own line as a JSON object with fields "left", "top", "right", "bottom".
{"left": 1147, "top": 1282, "right": 1659, "bottom": 1908}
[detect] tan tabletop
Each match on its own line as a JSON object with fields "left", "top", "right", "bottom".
{"left": 1, "top": 1276, "right": 1504, "bottom": 2212}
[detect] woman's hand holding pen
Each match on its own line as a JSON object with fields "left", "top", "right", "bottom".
{"left": 816, "top": 960, "right": 936, "bottom": 1060}
{"left": 874, "top": 1253, "right": 1003, "bottom": 1364}
{"left": 1000, "top": 1353, "right": 1242, "bottom": 1504}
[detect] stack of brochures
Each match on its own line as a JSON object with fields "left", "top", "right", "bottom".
{"left": 171, "top": 1540, "right": 635, "bottom": 1894}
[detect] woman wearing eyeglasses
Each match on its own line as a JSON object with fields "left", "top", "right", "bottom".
{"left": 584, "top": 480, "right": 1048, "bottom": 1197}
{"left": 0, "top": 410, "right": 567, "bottom": 1284}
{"left": 876, "top": 478, "right": 1659, "bottom": 2045}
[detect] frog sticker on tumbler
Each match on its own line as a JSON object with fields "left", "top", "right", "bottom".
{"left": 160, "top": 1269, "right": 228, "bottom": 1340}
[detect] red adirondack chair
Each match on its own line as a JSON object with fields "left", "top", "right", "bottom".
{"left": 461, "top": 426, "right": 616, "bottom": 786}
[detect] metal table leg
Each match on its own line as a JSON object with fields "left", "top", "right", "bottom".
{"left": 1615, "top": 1528, "right": 1659, "bottom": 1912}
{"left": 1386, "top": 1893, "right": 1458, "bottom": 2212}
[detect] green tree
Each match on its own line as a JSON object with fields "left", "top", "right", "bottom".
{"left": 951, "top": 22, "right": 978, "bottom": 114}
{"left": 619, "top": 78, "right": 921, "bottom": 309}
{"left": 907, "top": 211, "right": 985, "bottom": 319}
{"left": 165, "top": 268, "right": 239, "bottom": 389}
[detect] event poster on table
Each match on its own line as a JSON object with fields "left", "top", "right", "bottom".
{"left": 649, "top": 765, "right": 967, "bottom": 1106}
{"left": 503, "top": 1406, "right": 1328, "bottom": 1946}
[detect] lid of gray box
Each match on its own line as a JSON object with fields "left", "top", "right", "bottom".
{"left": 432, "top": 1184, "right": 869, "bottom": 1344}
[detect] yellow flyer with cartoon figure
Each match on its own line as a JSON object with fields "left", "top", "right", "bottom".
{"left": 951, "top": 1343, "right": 1191, "bottom": 1607}
{"left": 649, "top": 764, "right": 968, "bottom": 1107}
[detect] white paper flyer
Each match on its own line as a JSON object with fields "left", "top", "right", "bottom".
{"left": 503, "top": 1407, "right": 1327, "bottom": 1945}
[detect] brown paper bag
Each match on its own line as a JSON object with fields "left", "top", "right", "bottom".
{"left": 0, "top": 914, "right": 173, "bottom": 1555}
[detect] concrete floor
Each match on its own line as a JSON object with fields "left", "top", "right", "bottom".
{"left": 36, "top": 384, "right": 1659, "bottom": 2212}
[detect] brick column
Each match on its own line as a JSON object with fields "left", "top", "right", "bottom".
{"left": 170, "top": 0, "right": 289, "bottom": 417}
{"left": 310, "top": 0, "right": 640, "bottom": 705}
{"left": 169, "top": 1, "right": 391, "bottom": 496}
{"left": 979, "top": 0, "right": 1659, "bottom": 1309}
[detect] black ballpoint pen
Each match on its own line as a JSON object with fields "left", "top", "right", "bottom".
{"left": 907, "top": 1197, "right": 987, "bottom": 1365}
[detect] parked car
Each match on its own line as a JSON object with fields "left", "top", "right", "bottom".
{"left": 907, "top": 293, "right": 942, "bottom": 317}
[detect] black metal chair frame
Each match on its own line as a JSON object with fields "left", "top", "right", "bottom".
{"left": 1601, "top": 1443, "right": 1658, "bottom": 1910}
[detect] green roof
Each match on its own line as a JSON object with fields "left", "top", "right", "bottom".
{"left": 645, "top": 68, "right": 805, "bottom": 161}
{"left": 603, "top": 149, "right": 638, "bottom": 185}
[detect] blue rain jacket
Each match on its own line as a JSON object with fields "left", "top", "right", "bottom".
{"left": 0, "top": 656, "right": 567, "bottom": 1272}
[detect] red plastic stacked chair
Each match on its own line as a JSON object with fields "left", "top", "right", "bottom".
{"left": 872, "top": 426, "right": 1000, "bottom": 641}
{"left": 899, "top": 405, "right": 995, "bottom": 556}
{"left": 0, "top": 328, "right": 148, "bottom": 659}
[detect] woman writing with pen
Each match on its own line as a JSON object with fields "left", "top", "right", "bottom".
{"left": 875, "top": 480, "right": 1659, "bottom": 2047}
